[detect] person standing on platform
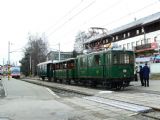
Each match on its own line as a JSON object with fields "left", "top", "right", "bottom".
{"left": 143, "top": 63, "right": 150, "bottom": 87}
{"left": 134, "top": 66, "right": 138, "bottom": 81}
{"left": 139, "top": 66, "right": 144, "bottom": 86}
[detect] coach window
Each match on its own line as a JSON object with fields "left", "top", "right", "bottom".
{"left": 94, "top": 55, "right": 100, "bottom": 65}
{"left": 70, "top": 62, "right": 74, "bottom": 68}
{"left": 88, "top": 56, "right": 92, "bottom": 67}
{"left": 63, "top": 63, "right": 67, "bottom": 69}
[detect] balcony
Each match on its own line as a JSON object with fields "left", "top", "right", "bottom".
{"left": 135, "top": 42, "right": 158, "bottom": 53}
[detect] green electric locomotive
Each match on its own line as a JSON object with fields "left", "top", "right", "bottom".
{"left": 77, "top": 49, "right": 134, "bottom": 89}
{"left": 37, "top": 49, "right": 135, "bottom": 89}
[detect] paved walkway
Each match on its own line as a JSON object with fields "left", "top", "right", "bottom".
{"left": 0, "top": 80, "right": 5, "bottom": 97}
{"left": 2, "top": 77, "right": 160, "bottom": 112}
{"left": 130, "top": 80, "right": 160, "bottom": 92}
{"left": 21, "top": 78, "right": 160, "bottom": 111}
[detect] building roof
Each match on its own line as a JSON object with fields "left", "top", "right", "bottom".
{"left": 109, "top": 12, "right": 160, "bottom": 35}
{"left": 84, "top": 12, "right": 160, "bottom": 44}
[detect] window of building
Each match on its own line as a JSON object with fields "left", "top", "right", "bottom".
{"left": 136, "top": 41, "right": 140, "bottom": 46}
{"left": 136, "top": 30, "right": 139, "bottom": 35}
{"left": 127, "top": 43, "right": 130, "bottom": 49}
{"left": 112, "top": 37, "right": 115, "bottom": 41}
{"left": 146, "top": 38, "right": 151, "bottom": 43}
{"left": 131, "top": 42, "right": 135, "bottom": 50}
{"left": 123, "top": 34, "right": 126, "bottom": 38}
{"left": 141, "top": 28, "right": 144, "bottom": 33}
{"left": 106, "top": 39, "right": 108, "bottom": 43}
{"left": 141, "top": 39, "right": 144, "bottom": 45}
{"left": 123, "top": 44, "right": 126, "bottom": 49}
{"left": 116, "top": 36, "right": 118, "bottom": 40}
{"left": 128, "top": 32, "right": 130, "bottom": 37}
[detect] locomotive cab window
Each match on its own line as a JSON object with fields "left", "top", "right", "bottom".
{"left": 80, "top": 57, "right": 86, "bottom": 67}
{"left": 119, "top": 53, "right": 133, "bottom": 64}
{"left": 113, "top": 54, "right": 118, "bottom": 64}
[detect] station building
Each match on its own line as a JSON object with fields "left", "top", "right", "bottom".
{"left": 84, "top": 12, "right": 160, "bottom": 64}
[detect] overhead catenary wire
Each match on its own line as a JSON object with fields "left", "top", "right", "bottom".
{"left": 47, "top": 0, "right": 96, "bottom": 38}
{"left": 45, "top": 0, "right": 84, "bottom": 33}
{"left": 100, "top": 0, "right": 160, "bottom": 27}
{"left": 81, "top": 0, "right": 122, "bottom": 27}
{"left": 47, "top": 0, "right": 121, "bottom": 41}
{"left": 59, "top": 0, "right": 160, "bottom": 39}
{"left": 47, "top": 0, "right": 160, "bottom": 51}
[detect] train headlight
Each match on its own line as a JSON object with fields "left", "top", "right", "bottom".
{"left": 123, "top": 69, "right": 127, "bottom": 73}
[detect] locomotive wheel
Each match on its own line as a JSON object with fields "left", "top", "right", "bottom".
{"left": 116, "top": 82, "right": 122, "bottom": 90}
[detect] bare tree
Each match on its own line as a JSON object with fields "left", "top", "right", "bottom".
{"left": 20, "top": 33, "right": 48, "bottom": 76}
{"left": 74, "top": 31, "right": 88, "bottom": 53}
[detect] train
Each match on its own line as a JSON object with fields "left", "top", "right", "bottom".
{"left": 37, "top": 49, "right": 135, "bottom": 89}
{"left": 10, "top": 66, "right": 21, "bottom": 79}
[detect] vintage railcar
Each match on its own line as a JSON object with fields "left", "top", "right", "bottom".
{"left": 37, "top": 61, "right": 53, "bottom": 81}
{"left": 54, "top": 58, "right": 76, "bottom": 84}
{"left": 37, "top": 49, "right": 135, "bottom": 89}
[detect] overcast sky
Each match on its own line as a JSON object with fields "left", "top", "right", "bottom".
{"left": 0, "top": 0, "right": 160, "bottom": 65}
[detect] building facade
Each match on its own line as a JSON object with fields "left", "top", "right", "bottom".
{"left": 47, "top": 51, "right": 73, "bottom": 62}
{"left": 84, "top": 12, "right": 160, "bottom": 62}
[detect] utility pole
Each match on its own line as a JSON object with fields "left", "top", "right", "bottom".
{"left": 3, "top": 58, "right": 4, "bottom": 77}
{"left": 142, "top": 26, "right": 146, "bottom": 44}
{"left": 30, "top": 55, "right": 32, "bottom": 77}
{"left": 58, "top": 43, "right": 61, "bottom": 61}
{"left": 8, "top": 41, "right": 10, "bottom": 80}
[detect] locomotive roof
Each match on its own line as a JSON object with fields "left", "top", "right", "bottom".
{"left": 77, "top": 49, "right": 133, "bottom": 57}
